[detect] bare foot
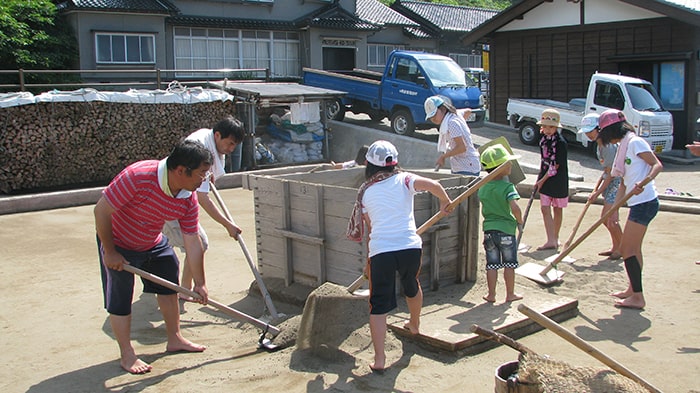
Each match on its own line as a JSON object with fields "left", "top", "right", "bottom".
{"left": 609, "top": 252, "right": 622, "bottom": 260}
{"left": 610, "top": 290, "right": 632, "bottom": 299}
{"left": 536, "top": 243, "right": 558, "bottom": 251}
{"left": 505, "top": 293, "right": 523, "bottom": 302}
{"left": 598, "top": 250, "right": 613, "bottom": 256}
{"left": 614, "top": 296, "right": 645, "bottom": 309}
{"left": 178, "top": 294, "right": 196, "bottom": 302}
{"left": 166, "top": 338, "right": 206, "bottom": 353}
{"left": 482, "top": 295, "right": 496, "bottom": 303}
{"left": 121, "top": 354, "right": 152, "bottom": 374}
{"left": 403, "top": 321, "right": 419, "bottom": 335}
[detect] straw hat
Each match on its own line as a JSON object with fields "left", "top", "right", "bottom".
{"left": 537, "top": 108, "right": 562, "bottom": 127}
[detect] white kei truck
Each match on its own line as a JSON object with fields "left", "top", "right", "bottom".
{"left": 506, "top": 73, "right": 674, "bottom": 154}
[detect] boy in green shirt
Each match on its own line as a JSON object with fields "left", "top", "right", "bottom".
{"left": 478, "top": 144, "right": 524, "bottom": 303}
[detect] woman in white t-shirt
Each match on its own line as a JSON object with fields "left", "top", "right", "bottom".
{"left": 598, "top": 109, "right": 663, "bottom": 310}
{"left": 346, "top": 140, "right": 453, "bottom": 373}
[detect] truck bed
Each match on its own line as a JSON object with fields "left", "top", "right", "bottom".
{"left": 510, "top": 98, "right": 586, "bottom": 114}
{"left": 302, "top": 68, "right": 380, "bottom": 107}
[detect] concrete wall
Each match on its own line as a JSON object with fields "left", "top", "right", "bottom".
{"left": 326, "top": 120, "right": 444, "bottom": 170}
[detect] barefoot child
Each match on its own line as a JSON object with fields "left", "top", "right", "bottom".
{"left": 477, "top": 144, "right": 524, "bottom": 303}
{"left": 598, "top": 109, "right": 663, "bottom": 309}
{"left": 536, "top": 109, "right": 569, "bottom": 250}
{"left": 346, "top": 140, "right": 453, "bottom": 373}
{"left": 579, "top": 113, "right": 623, "bottom": 259}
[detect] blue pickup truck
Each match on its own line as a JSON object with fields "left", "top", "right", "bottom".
{"left": 302, "top": 50, "right": 485, "bottom": 135}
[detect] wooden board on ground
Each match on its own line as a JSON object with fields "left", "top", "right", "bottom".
{"left": 387, "top": 284, "right": 577, "bottom": 354}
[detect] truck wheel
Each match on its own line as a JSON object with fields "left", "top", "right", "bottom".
{"left": 325, "top": 99, "right": 345, "bottom": 121}
{"left": 391, "top": 110, "right": 415, "bottom": 136}
{"left": 518, "top": 121, "right": 540, "bottom": 146}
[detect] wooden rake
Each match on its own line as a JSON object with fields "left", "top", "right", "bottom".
{"left": 516, "top": 177, "right": 652, "bottom": 285}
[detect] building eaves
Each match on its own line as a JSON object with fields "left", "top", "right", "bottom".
{"left": 460, "top": 0, "right": 546, "bottom": 46}
{"left": 56, "top": 0, "right": 179, "bottom": 14}
{"left": 403, "top": 26, "right": 433, "bottom": 40}
{"left": 391, "top": 0, "right": 498, "bottom": 33}
{"left": 356, "top": 0, "right": 418, "bottom": 27}
{"left": 620, "top": 0, "right": 700, "bottom": 26}
{"left": 169, "top": 15, "right": 297, "bottom": 31}
{"left": 296, "top": 3, "right": 382, "bottom": 31}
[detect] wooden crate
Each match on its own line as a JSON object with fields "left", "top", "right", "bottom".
{"left": 243, "top": 168, "right": 480, "bottom": 290}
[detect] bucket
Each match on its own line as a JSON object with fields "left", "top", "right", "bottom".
{"left": 494, "top": 361, "right": 539, "bottom": 393}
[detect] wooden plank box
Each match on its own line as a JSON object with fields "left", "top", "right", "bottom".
{"left": 243, "top": 168, "right": 481, "bottom": 291}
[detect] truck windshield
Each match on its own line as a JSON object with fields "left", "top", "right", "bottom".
{"left": 625, "top": 83, "right": 664, "bottom": 112}
{"left": 421, "top": 59, "right": 467, "bottom": 87}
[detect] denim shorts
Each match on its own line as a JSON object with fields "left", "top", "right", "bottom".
{"left": 628, "top": 198, "right": 659, "bottom": 226}
{"left": 603, "top": 177, "right": 621, "bottom": 204}
{"left": 483, "top": 230, "right": 518, "bottom": 270}
{"left": 453, "top": 170, "right": 480, "bottom": 177}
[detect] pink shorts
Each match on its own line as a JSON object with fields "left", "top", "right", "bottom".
{"left": 540, "top": 194, "right": 569, "bottom": 208}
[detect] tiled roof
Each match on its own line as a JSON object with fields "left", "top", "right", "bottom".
{"left": 660, "top": 0, "right": 700, "bottom": 12}
{"left": 403, "top": 26, "right": 433, "bottom": 39}
{"left": 57, "top": 0, "right": 178, "bottom": 14}
{"left": 391, "top": 0, "right": 498, "bottom": 33}
{"left": 169, "top": 16, "right": 297, "bottom": 31}
{"left": 296, "top": 3, "right": 382, "bottom": 31}
{"left": 356, "top": 0, "right": 418, "bottom": 27}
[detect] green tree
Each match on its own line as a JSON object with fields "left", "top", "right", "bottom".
{"left": 0, "top": 0, "right": 78, "bottom": 87}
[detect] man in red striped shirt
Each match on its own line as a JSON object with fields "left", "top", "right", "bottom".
{"left": 94, "top": 140, "right": 213, "bottom": 374}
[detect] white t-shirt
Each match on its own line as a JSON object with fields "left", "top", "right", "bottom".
{"left": 186, "top": 128, "right": 225, "bottom": 193}
{"left": 362, "top": 172, "right": 422, "bottom": 257}
{"left": 622, "top": 137, "right": 658, "bottom": 206}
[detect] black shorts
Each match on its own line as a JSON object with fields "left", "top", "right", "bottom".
{"left": 98, "top": 236, "right": 180, "bottom": 316}
{"left": 369, "top": 248, "right": 422, "bottom": 315}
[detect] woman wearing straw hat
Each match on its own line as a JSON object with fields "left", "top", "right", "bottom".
{"left": 598, "top": 109, "right": 663, "bottom": 309}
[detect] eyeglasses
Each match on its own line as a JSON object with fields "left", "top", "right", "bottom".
{"left": 190, "top": 169, "right": 212, "bottom": 182}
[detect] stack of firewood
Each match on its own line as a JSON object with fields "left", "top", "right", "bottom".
{"left": 0, "top": 100, "right": 235, "bottom": 194}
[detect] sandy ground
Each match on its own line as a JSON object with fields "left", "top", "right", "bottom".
{"left": 2, "top": 119, "right": 700, "bottom": 392}
{"left": 1, "top": 181, "right": 699, "bottom": 393}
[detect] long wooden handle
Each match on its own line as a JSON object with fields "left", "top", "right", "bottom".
{"left": 542, "top": 176, "right": 652, "bottom": 273}
{"left": 470, "top": 324, "right": 537, "bottom": 355}
{"left": 122, "top": 264, "right": 280, "bottom": 336}
{"left": 518, "top": 304, "right": 662, "bottom": 393}
{"left": 517, "top": 185, "right": 537, "bottom": 244}
{"left": 346, "top": 162, "right": 511, "bottom": 293}
{"left": 563, "top": 174, "right": 605, "bottom": 248}
{"left": 209, "top": 183, "right": 279, "bottom": 319}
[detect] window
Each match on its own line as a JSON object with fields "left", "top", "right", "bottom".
{"left": 96, "top": 33, "right": 155, "bottom": 64}
{"left": 449, "top": 53, "right": 481, "bottom": 69}
{"left": 174, "top": 27, "right": 299, "bottom": 78}
{"left": 368, "top": 44, "right": 405, "bottom": 67}
{"left": 593, "top": 82, "right": 625, "bottom": 110}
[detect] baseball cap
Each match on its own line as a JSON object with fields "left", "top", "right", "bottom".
{"left": 366, "top": 140, "right": 399, "bottom": 167}
{"left": 598, "top": 109, "right": 626, "bottom": 130}
{"left": 578, "top": 113, "right": 600, "bottom": 134}
{"left": 480, "top": 144, "right": 521, "bottom": 170}
{"left": 424, "top": 96, "right": 444, "bottom": 120}
{"left": 537, "top": 108, "right": 562, "bottom": 127}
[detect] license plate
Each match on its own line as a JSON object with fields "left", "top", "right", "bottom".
{"left": 654, "top": 145, "right": 663, "bottom": 154}
{"left": 466, "top": 113, "right": 476, "bottom": 122}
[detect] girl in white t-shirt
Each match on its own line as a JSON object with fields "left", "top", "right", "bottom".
{"left": 598, "top": 109, "right": 663, "bottom": 310}
{"left": 346, "top": 140, "right": 453, "bottom": 373}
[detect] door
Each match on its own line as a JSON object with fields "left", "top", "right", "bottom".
{"left": 322, "top": 48, "right": 355, "bottom": 71}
